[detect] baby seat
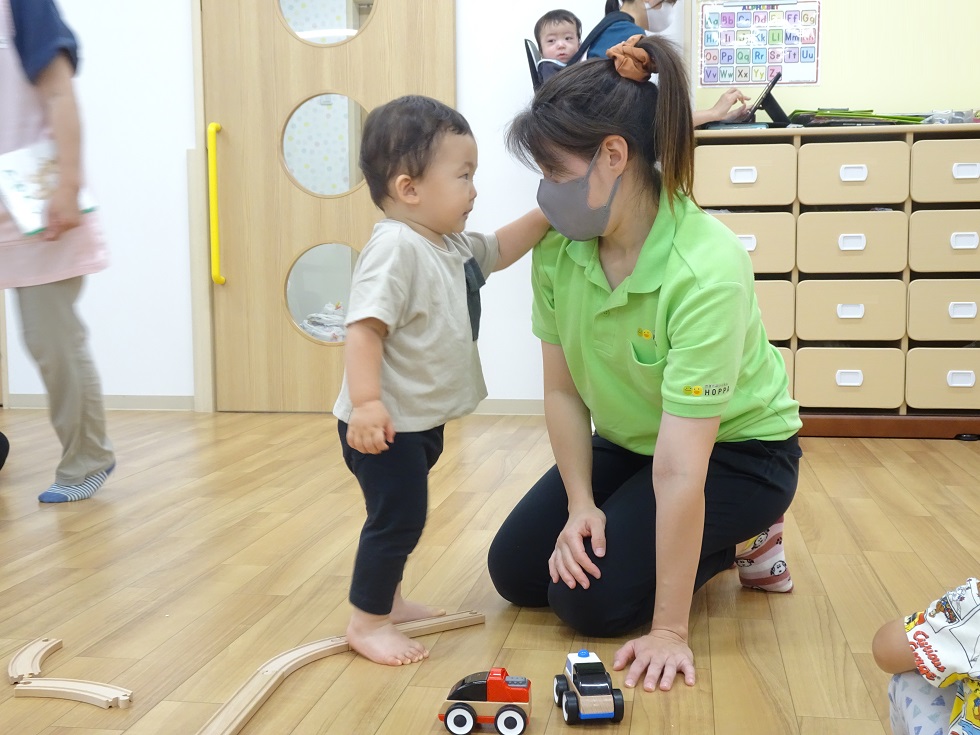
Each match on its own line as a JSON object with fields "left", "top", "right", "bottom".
{"left": 524, "top": 39, "right": 543, "bottom": 91}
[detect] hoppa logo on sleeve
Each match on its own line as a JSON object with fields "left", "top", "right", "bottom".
{"left": 684, "top": 383, "right": 730, "bottom": 397}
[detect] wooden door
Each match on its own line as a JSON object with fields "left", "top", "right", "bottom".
{"left": 202, "top": 0, "right": 455, "bottom": 411}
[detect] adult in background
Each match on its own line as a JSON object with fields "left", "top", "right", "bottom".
{"left": 1, "top": 0, "right": 115, "bottom": 501}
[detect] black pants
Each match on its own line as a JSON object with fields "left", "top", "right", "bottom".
{"left": 338, "top": 421, "right": 445, "bottom": 615}
{"left": 487, "top": 433, "right": 801, "bottom": 637}
{"left": 0, "top": 431, "right": 8, "bottom": 471}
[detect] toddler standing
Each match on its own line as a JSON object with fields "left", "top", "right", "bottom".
{"left": 333, "top": 95, "right": 549, "bottom": 666}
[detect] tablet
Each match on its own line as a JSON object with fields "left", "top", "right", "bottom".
{"left": 745, "top": 71, "right": 782, "bottom": 119}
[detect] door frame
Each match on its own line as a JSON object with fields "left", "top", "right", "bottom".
{"left": 188, "top": 0, "right": 215, "bottom": 412}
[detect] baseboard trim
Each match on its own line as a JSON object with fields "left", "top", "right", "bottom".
{"left": 474, "top": 399, "right": 544, "bottom": 416}
{"left": 6, "top": 394, "right": 195, "bottom": 411}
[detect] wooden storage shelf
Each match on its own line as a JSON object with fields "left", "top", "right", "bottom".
{"left": 696, "top": 123, "right": 980, "bottom": 438}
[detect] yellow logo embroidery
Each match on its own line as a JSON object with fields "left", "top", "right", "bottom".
{"left": 692, "top": 386, "right": 704, "bottom": 397}
{"left": 636, "top": 328, "right": 653, "bottom": 340}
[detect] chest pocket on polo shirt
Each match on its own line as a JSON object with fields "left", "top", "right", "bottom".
{"left": 463, "top": 257, "right": 486, "bottom": 341}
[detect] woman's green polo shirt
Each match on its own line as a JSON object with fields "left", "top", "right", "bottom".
{"left": 531, "top": 188, "right": 802, "bottom": 456}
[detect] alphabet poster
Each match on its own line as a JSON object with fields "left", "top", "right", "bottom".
{"left": 697, "top": 1, "right": 821, "bottom": 87}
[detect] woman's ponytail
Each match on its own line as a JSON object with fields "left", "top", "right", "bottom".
{"left": 604, "top": 0, "right": 620, "bottom": 15}
{"left": 636, "top": 35, "right": 694, "bottom": 205}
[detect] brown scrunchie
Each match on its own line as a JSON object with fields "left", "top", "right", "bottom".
{"left": 606, "top": 34, "right": 656, "bottom": 82}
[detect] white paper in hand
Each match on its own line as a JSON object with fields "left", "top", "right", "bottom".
{"left": 0, "top": 141, "right": 96, "bottom": 236}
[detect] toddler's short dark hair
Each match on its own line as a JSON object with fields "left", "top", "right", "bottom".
{"left": 359, "top": 95, "right": 472, "bottom": 208}
{"left": 534, "top": 9, "right": 583, "bottom": 49}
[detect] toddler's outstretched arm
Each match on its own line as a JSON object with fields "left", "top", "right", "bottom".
{"left": 494, "top": 209, "right": 551, "bottom": 271}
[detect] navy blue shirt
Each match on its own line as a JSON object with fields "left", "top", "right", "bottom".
{"left": 10, "top": 0, "right": 78, "bottom": 83}
{"left": 587, "top": 18, "right": 644, "bottom": 59}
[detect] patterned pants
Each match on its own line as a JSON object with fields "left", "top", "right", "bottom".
{"left": 889, "top": 672, "right": 954, "bottom": 735}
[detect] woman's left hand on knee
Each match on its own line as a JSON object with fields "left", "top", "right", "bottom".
{"left": 613, "top": 629, "right": 696, "bottom": 692}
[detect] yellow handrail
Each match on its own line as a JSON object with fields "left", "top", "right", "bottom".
{"left": 207, "top": 122, "right": 226, "bottom": 285}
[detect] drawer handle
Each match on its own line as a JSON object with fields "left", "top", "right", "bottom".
{"left": 947, "top": 370, "right": 977, "bottom": 388}
{"left": 949, "top": 302, "right": 978, "bottom": 319}
{"left": 839, "top": 164, "right": 868, "bottom": 183}
{"left": 730, "top": 166, "right": 758, "bottom": 184}
{"left": 836, "top": 303, "right": 865, "bottom": 319}
{"left": 738, "top": 234, "right": 758, "bottom": 252}
{"left": 951, "top": 232, "right": 980, "bottom": 250}
{"left": 838, "top": 234, "right": 867, "bottom": 251}
{"left": 836, "top": 370, "right": 864, "bottom": 387}
{"left": 952, "top": 162, "right": 980, "bottom": 180}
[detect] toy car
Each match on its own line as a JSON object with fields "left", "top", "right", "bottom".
{"left": 553, "top": 650, "right": 625, "bottom": 725}
{"left": 437, "top": 667, "right": 531, "bottom": 734}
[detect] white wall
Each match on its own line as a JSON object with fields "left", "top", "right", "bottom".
{"left": 4, "top": 0, "right": 197, "bottom": 400}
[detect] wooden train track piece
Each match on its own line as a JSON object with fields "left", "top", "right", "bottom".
{"left": 196, "top": 610, "right": 485, "bottom": 735}
{"left": 7, "top": 637, "right": 63, "bottom": 683}
{"left": 14, "top": 677, "right": 133, "bottom": 709}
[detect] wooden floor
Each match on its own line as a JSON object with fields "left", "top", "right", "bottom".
{"left": 0, "top": 409, "right": 977, "bottom": 734}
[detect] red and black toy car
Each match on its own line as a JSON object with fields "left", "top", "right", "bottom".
{"left": 437, "top": 667, "right": 532, "bottom": 734}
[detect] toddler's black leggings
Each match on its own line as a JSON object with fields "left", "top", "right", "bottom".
{"left": 338, "top": 421, "right": 444, "bottom": 616}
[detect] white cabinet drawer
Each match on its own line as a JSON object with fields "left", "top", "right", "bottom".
{"left": 798, "top": 142, "right": 910, "bottom": 205}
{"left": 911, "top": 140, "right": 980, "bottom": 203}
{"left": 796, "top": 280, "right": 906, "bottom": 340}
{"left": 906, "top": 348, "right": 980, "bottom": 409}
{"left": 712, "top": 212, "right": 795, "bottom": 273}
{"left": 754, "top": 280, "right": 795, "bottom": 341}
{"left": 694, "top": 144, "right": 797, "bottom": 207}
{"left": 907, "top": 280, "right": 980, "bottom": 341}
{"left": 795, "top": 348, "right": 905, "bottom": 408}
{"left": 778, "top": 347, "right": 794, "bottom": 399}
{"left": 797, "top": 211, "right": 908, "bottom": 273}
{"left": 909, "top": 210, "right": 980, "bottom": 272}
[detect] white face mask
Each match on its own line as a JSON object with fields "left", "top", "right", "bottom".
{"left": 644, "top": 0, "right": 674, "bottom": 33}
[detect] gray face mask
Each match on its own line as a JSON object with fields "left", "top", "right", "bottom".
{"left": 536, "top": 149, "right": 622, "bottom": 241}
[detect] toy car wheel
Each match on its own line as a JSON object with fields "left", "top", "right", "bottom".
{"left": 612, "top": 688, "right": 625, "bottom": 722}
{"left": 494, "top": 704, "right": 527, "bottom": 735}
{"left": 553, "top": 674, "right": 569, "bottom": 706}
{"left": 444, "top": 702, "right": 477, "bottom": 734}
{"left": 562, "top": 691, "right": 580, "bottom": 725}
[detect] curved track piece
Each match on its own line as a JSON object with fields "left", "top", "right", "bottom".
{"left": 197, "top": 610, "right": 485, "bottom": 735}
{"left": 7, "top": 637, "right": 63, "bottom": 683}
{"left": 14, "top": 678, "right": 133, "bottom": 709}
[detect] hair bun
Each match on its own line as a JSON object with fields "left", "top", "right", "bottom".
{"left": 606, "top": 34, "right": 654, "bottom": 81}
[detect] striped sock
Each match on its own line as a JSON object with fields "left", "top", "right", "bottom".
{"left": 38, "top": 463, "right": 115, "bottom": 503}
{"left": 735, "top": 515, "right": 793, "bottom": 593}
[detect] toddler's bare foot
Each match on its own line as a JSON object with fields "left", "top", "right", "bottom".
{"left": 347, "top": 610, "right": 428, "bottom": 666}
{"left": 390, "top": 596, "right": 446, "bottom": 624}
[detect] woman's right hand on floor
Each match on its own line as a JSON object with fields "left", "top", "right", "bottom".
{"left": 549, "top": 504, "right": 606, "bottom": 589}
{"left": 347, "top": 400, "right": 395, "bottom": 454}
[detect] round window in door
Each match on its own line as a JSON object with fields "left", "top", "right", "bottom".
{"left": 282, "top": 94, "right": 368, "bottom": 197}
{"left": 278, "top": 0, "right": 377, "bottom": 46}
{"left": 285, "top": 243, "right": 358, "bottom": 345}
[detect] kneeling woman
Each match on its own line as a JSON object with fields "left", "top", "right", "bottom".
{"left": 488, "top": 35, "right": 802, "bottom": 693}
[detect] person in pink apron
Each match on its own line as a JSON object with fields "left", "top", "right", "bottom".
{"left": 1, "top": 0, "right": 114, "bottom": 501}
